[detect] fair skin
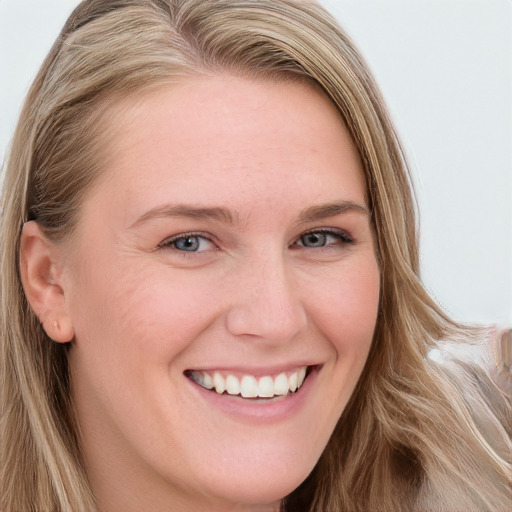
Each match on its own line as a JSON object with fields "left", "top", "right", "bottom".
{"left": 20, "top": 75, "right": 380, "bottom": 511}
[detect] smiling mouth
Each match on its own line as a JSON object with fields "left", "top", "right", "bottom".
{"left": 185, "top": 366, "right": 313, "bottom": 399}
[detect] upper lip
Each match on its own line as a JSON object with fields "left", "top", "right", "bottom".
{"left": 184, "top": 362, "right": 321, "bottom": 377}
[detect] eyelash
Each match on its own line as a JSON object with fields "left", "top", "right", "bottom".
{"left": 158, "top": 232, "right": 215, "bottom": 252}
{"left": 293, "top": 228, "right": 353, "bottom": 249}
{"left": 158, "top": 228, "right": 353, "bottom": 253}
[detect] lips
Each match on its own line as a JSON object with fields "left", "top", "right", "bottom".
{"left": 185, "top": 366, "right": 311, "bottom": 399}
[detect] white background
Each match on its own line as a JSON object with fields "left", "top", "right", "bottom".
{"left": 1, "top": 0, "right": 511, "bottom": 326}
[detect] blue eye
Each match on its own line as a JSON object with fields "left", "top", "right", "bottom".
{"left": 159, "top": 234, "right": 214, "bottom": 252}
{"left": 300, "top": 232, "right": 328, "bottom": 247}
{"left": 296, "top": 230, "right": 352, "bottom": 248}
{"left": 174, "top": 236, "right": 201, "bottom": 251}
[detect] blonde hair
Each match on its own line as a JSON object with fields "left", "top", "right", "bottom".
{"left": 1, "top": 1, "right": 510, "bottom": 510}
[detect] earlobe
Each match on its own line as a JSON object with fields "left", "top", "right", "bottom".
{"left": 19, "top": 221, "right": 74, "bottom": 343}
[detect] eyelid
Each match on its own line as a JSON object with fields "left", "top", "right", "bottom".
{"left": 293, "top": 227, "right": 354, "bottom": 246}
{"left": 157, "top": 231, "right": 217, "bottom": 251}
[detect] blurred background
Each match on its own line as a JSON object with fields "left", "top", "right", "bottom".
{"left": 1, "top": 0, "right": 511, "bottom": 327}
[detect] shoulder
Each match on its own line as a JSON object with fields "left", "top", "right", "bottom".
{"left": 414, "top": 333, "right": 512, "bottom": 510}
{"left": 431, "top": 332, "right": 512, "bottom": 451}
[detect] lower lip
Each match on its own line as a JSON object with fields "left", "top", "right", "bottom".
{"left": 186, "top": 368, "right": 319, "bottom": 423}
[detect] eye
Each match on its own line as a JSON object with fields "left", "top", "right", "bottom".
{"left": 159, "top": 233, "right": 216, "bottom": 253}
{"left": 295, "top": 229, "right": 353, "bottom": 248}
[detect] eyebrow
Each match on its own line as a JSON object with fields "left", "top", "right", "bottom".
{"left": 130, "top": 204, "right": 237, "bottom": 228}
{"left": 130, "top": 200, "right": 369, "bottom": 228}
{"left": 297, "top": 201, "right": 370, "bottom": 223}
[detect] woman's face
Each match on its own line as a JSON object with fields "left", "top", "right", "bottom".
{"left": 62, "top": 75, "right": 380, "bottom": 511}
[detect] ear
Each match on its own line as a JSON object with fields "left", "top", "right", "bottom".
{"left": 19, "top": 221, "right": 74, "bottom": 343}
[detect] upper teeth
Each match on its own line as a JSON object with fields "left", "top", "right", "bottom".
{"left": 189, "top": 367, "right": 308, "bottom": 398}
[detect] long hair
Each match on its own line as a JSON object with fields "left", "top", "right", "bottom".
{"left": 1, "top": 1, "right": 510, "bottom": 510}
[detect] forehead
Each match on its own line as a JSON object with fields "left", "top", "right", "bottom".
{"left": 87, "top": 74, "right": 367, "bottom": 225}
{"left": 105, "top": 74, "right": 350, "bottom": 153}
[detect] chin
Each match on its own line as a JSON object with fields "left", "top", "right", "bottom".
{"left": 187, "top": 446, "right": 318, "bottom": 510}
{"left": 202, "top": 472, "right": 308, "bottom": 510}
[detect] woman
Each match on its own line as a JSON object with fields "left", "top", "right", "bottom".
{"left": 1, "top": 1, "right": 510, "bottom": 511}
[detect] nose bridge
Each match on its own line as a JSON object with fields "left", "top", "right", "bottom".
{"left": 225, "top": 247, "right": 307, "bottom": 342}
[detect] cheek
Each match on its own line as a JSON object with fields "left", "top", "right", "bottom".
{"left": 295, "top": 258, "right": 380, "bottom": 448}
{"left": 306, "top": 259, "right": 380, "bottom": 354}
{"left": 69, "top": 256, "right": 221, "bottom": 366}
{"left": 66, "top": 257, "right": 224, "bottom": 449}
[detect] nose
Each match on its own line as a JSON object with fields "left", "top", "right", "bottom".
{"left": 225, "top": 251, "right": 308, "bottom": 344}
